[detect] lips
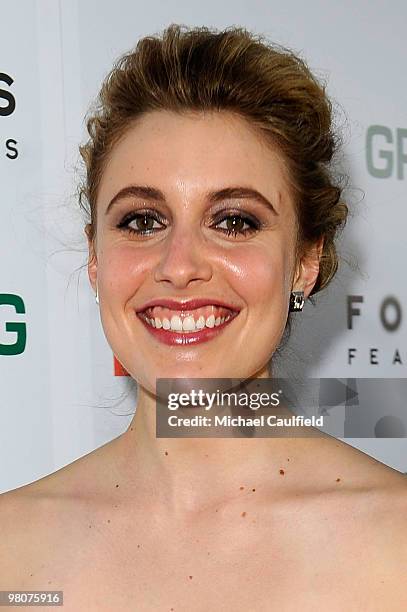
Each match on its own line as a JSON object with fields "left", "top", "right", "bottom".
{"left": 135, "top": 298, "right": 241, "bottom": 345}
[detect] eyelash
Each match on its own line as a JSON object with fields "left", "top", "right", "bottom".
{"left": 116, "top": 209, "right": 262, "bottom": 238}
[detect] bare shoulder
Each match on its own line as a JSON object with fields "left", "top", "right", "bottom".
{"left": 341, "top": 459, "right": 407, "bottom": 606}
{"left": 333, "top": 435, "right": 407, "bottom": 492}
{"left": 317, "top": 434, "right": 407, "bottom": 511}
{"left": 313, "top": 436, "right": 407, "bottom": 567}
{"left": 0, "top": 434, "right": 124, "bottom": 588}
{"left": 0, "top": 480, "right": 57, "bottom": 588}
{"left": 277, "top": 438, "right": 407, "bottom": 608}
{"left": 289, "top": 435, "right": 407, "bottom": 552}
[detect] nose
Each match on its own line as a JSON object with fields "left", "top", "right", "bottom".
{"left": 154, "top": 226, "right": 213, "bottom": 289}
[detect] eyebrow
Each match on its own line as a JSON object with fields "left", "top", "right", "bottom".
{"left": 104, "top": 184, "right": 279, "bottom": 216}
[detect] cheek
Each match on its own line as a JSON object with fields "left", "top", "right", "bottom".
{"left": 97, "top": 234, "right": 294, "bottom": 311}
{"left": 225, "top": 239, "right": 293, "bottom": 307}
{"left": 97, "top": 244, "right": 154, "bottom": 299}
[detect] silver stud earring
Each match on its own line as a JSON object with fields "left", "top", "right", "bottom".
{"left": 289, "top": 290, "right": 305, "bottom": 312}
{"left": 95, "top": 287, "right": 99, "bottom": 305}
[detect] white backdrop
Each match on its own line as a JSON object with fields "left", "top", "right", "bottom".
{"left": 0, "top": 0, "right": 406, "bottom": 493}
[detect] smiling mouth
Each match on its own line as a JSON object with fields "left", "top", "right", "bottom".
{"left": 138, "top": 304, "right": 239, "bottom": 333}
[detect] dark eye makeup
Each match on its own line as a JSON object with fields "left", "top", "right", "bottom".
{"left": 115, "top": 207, "right": 264, "bottom": 239}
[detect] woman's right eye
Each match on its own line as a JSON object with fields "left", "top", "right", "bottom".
{"left": 116, "top": 211, "right": 166, "bottom": 236}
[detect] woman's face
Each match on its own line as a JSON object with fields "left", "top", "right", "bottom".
{"left": 87, "top": 110, "right": 318, "bottom": 393}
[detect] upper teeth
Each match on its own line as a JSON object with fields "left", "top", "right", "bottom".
{"left": 143, "top": 312, "right": 232, "bottom": 332}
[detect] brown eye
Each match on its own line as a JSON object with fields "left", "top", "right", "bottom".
{"left": 135, "top": 214, "right": 155, "bottom": 231}
{"left": 116, "top": 210, "right": 166, "bottom": 236}
{"left": 213, "top": 213, "right": 260, "bottom": 237}
{"left": 226, "top": 216, "right": 245, "bottom": 233}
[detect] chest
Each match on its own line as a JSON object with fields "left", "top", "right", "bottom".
{"left": 19, "top": 518, "right": 406, "bottom": 612}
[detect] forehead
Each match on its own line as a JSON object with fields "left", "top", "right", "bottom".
{"left": 97, "top": 109, "right": 292, "bottom": 210}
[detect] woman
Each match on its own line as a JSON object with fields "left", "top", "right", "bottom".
{"left": 1, "top": 24, "right": 406, "bottom": 611}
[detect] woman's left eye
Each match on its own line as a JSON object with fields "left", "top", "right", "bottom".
{"left": 212, "top": 213, "right": 260, "bottom": 237}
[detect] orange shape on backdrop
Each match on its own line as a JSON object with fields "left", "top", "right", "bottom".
{"left": 114, "top": 355, "right": 130, "bottom": 376}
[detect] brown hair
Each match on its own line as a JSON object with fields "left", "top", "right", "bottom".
{"left": 79, "top": 23, "right": 348, "bottom": 298}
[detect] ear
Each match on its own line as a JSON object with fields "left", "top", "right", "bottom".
{"left": 85, "top": 224, "right": 97, "bottom": 293}
{"left": 292, "top": 236, "right": 324, "bottom": 298}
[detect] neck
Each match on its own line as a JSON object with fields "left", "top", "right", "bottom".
{"left": 115, "top": 375, "right": 327, "bottom": 519}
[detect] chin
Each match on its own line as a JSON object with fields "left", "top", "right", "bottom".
{"left": 138, "top": 360, "right": 261, "bottom": 391}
